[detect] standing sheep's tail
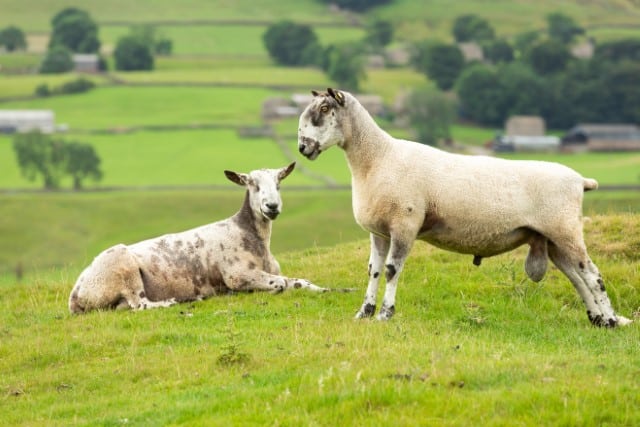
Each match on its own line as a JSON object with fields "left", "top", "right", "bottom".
{"left": 583, "top": 178, "right": 598, "bottom": 192}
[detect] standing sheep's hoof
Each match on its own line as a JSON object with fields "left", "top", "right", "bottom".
{"left": 355, "top": 303, "right": 376, "bottom": 319}
{"left": 376, "top": 305, "right": 395, "bottom": 321}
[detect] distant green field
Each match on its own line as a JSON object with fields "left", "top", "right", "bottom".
{"left": 99, "top": 24, "right": 365, "bottom": 57}
{"left": 0, "top": 86, "right": 282, "bottom": 129}
{"left": 0, "top": 0, "right": 347, "bottom": 31}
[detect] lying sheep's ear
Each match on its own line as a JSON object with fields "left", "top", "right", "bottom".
{"left": 311, "top": 90, "right": 320, "bottom": 97}
{"left": 224, "top": 170, "right": 248, "bottom": 186}
{"left": 327, "top": 87, "right": 345, "bottom": 106}
{"left": 278, "top": 162, "right": 296, "bottom": 182}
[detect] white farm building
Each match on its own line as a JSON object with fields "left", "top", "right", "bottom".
{"left": 0, "top": 110, "right": 56, "bottom": 133}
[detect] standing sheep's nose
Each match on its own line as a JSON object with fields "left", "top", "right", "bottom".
{"left": 266, "top": 203, "right": 278, "bottom": 211}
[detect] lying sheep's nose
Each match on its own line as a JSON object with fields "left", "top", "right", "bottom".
{"left": 298, "top": 143, "right": 306, "bottom": 154}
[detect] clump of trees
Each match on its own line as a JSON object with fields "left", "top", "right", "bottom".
{"left": 13, "top": 132, "right": 102, "bottom": 190}
{"left": 263, "top": 17, "right": 394, "bottom": 91}
{"left": 0, "top": 25, "right": 27, "bottom": 51}
{"left": 40, "top": 7, "right": 102, "bottom": 74}
{"left": 408, "top": 12, "right": 640, "bottom": 130}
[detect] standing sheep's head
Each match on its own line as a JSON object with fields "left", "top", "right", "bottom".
{"left": 224, "top": 162, "right": 295, "bottom": 221}
{"left": 298, "top": 88, "right": 347, "bottom": 160}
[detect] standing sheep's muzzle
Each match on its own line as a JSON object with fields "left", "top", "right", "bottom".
{"left": 263, "top": 203, "right": 280, "bottom": 220}
{"left": 298, "top": 136, "right": 321, "bottom": 160}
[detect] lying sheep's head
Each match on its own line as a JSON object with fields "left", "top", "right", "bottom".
{"left": 298, "top": 88, "right": 346, "bottom": 160}
{"left": 224, "top": 162, "right": 295, "bottom": 221}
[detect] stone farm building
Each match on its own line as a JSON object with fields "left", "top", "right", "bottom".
{"left": 562, "top": 124, "right": 640, "bottom": 152}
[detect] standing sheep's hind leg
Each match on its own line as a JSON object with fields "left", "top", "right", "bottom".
{"left": 548, "top": 241, "right": 631, "bottom": 327}
{"left": 355, "top": 234, "right": 390, "bottom": 319}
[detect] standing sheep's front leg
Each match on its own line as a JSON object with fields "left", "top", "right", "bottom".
{"left": 355, "top": 234, "right": 390, "bottom": 319}
{"left": 377, "top": 236, "right": 414, "bottom": 321}
{"left": 224, "top": 269, "right": 329, "bottom": 293}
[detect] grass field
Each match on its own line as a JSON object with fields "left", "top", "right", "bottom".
{"left": 1, "top": 1, "right": 640, "bottom": 424}
{"left": 1, "top": 214, "right": 639, "bottom": 426}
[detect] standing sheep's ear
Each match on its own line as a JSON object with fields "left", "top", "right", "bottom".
{"left": 311, "top": 90, "right": 320, "bottom": 97}
{"left": 327, "top": 88, "right": 345, "bottom": 106}
{"left": 224, "top": 170, "right": 248, "bottom": 186}
{"left": 278, "top": 162, "right": 296, "bottom": 182}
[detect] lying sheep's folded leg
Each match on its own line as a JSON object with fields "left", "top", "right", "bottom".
{"left": 224, "top": 269, "right": 329, "bottom": 293}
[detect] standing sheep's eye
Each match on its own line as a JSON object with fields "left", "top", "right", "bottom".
{"left": 320, "top": 105, "right": 329, "bottom": 113}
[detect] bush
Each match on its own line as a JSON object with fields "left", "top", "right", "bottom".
{"left": 34, "top": 84, "right": 51, "bottom": 97}
{"left": 58, "top": 78, "right": 96, "bottom": 94}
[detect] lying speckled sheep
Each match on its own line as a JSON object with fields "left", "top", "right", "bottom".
{"left": 69, "top": 163, "right": 328, "bottom": 313}
{"left": 298, "top": 88, "right": 631, "bottom": 327}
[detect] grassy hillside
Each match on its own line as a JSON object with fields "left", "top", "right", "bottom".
{"left": 1, "top": 214, "right": 639, "bottom": 426}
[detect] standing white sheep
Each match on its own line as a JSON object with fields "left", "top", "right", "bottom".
{"left": 69, "top": 162, "right": 329, "bottom": 313}
{"left": 298, "top": 88, "right": 632, "bottom": 327}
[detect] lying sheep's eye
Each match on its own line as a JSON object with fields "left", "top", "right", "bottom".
{"left": 320, "top": 105, "right": 329, "bottom": 113}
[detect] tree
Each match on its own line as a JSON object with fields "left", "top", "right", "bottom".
{"left": 65, "top": 142, "right": 102, "bottom": 190}
{"left": 317, "top": 0, "right": 393, "bottom": 12}
{"left": 498, "top": 62, "right": 549, "bottom": 117}
{"left": 456, "top": 64, "right": 506, "bottom": 126}
{"left": 48, "top": 7, "right": 100, "bottom": 53}
{"left": 525, "top": 39, "right": 571, "bottom": 75}
{"left": 114, "top": 35, "right": 154, "bottom": 71}
{"left": 12, "top": 132, "right": 103, "bottom": 190}
{"left": 0, "top": 25, "right": 27, "bottom": 51}
{"left": 323, "top": 43, "right": 366, "bottom": 91}
{"left": 546, "top": 12, "right": 584, "bottom": 45}
{"left": 39, "top": 45, "right": 74, "bottom": 74}
{"left": 412, "top": 41, "right": 464, "bottom": 90}
{"left": 13, "top": 132, "right": 67, "bottom": 190}
{"left": 482, "top": 39, "right": 514, "bottom": 64}
{"left": 452, "top": 14, "right": 495, "bottom": 43}
{"left": 365, "top": 19, "right": 393, "bottom": 50}
{"left": 405, "top": 86, "right": 455, "bottom": 146}
{"left": 263, "top": 21, "right": 320, "bottom": 66}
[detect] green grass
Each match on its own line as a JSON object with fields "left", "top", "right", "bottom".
{"left": 0, "top": 189, "right": 360, "bottom": 275}
{"left": 0, "top": 85, "right": 283, "bottom": 129}
{"left": 1, "top": 214, "right": 639, "bottom": 426}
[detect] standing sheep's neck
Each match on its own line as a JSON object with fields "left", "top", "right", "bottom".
{"left": 233, "top": 191, "right": 272, "bottom": 246}
{"left": 341, "top": 98, "right": 391, "bottom": 179}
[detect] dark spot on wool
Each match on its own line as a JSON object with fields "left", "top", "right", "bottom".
{"left": 294, "top": 282, "right": 302, "bottom": 289}
{"left": 597, "top": 278, "right": 605, "bottom": 291}
{"left": 139, "top": 291, "right": 146, "bottom": 298}
{"left": 368, "top": 263, "right": 372, "bottom": 276}
{"left": 385, "top": 264, "right": 396, "bottom": 282}
{"left": 219, "top": 243, "right": 225, "bottom": 251}
{"left": 579, "top": 261, "right": 585, "bottom": 270}
{"left": 248, "top": 261, "right": 256, "bottom": 270}
{"left": 374, "top": 272, "right": 379, "bottom": 279}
